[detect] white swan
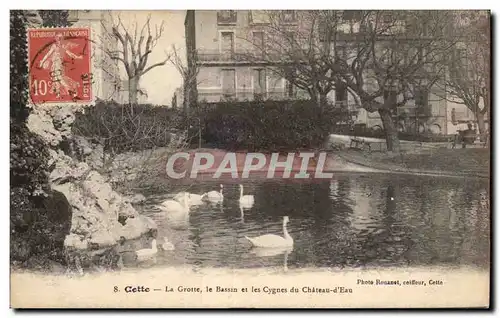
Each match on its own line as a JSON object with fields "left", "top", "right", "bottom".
{"left": 249, "top": 246, "right": 293, "bottom": 257}
{"left": 245, "top": 216, "right": 293, "bottom": 248}
{"left": 160, "top": 237, "right": 175, "bottom": 251}
{"left": 203, "top": 184, "right": 224, "bottom": 203}
{"left": 239, "top": 184, "right": 254, "bottom": 209}
{"left": 136, "top": 239, "right": 158, "bottom": 262}
{"left": 174, "top": 192, "right": 205, "bottom": 206}
{"left": 159, "top": 193, "right": 190, "bottom": 214}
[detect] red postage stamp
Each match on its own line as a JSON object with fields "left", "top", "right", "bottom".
{"left": 27, "top": 27, "right": 93, "bottom": 105}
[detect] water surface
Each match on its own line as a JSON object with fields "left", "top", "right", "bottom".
{"left": 135, "top": 173, "right": 490, "bottom": 271}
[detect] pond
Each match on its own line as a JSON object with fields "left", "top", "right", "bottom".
{"left": 130, "top": 173, "right": 490, "bottom": 271}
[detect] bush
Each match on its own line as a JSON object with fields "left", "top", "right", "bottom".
{"left": 10, "top": 120, "right": 72, "bottom": 270}
{"left": 11, "top": 187, "right": 72, "bottom": 269}
{"left": 10, "top": 119, "right": 51, "bottom": 195}
{"left": 10, "top": 11, "right": 29, "bottom": 122}
{"left": 10, "top": 10, "right": 75, "bottom": 270}
{"left": 72, "top": 101, "right": 186, "bottom": 154}
{"left": 190, "top": 100, "right": 350, "bottom": 152}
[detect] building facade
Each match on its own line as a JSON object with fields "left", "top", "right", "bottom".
{"left": 184, "top": 10, "right": 311, "bottom": 104}
{"left": 185, "top": 10, "right": 486, "bottom": 135}
{"left": 326, "top": 11, "right": 481, "bottom": 136}
{"left": 68, "top": 10, "right": 124, "bottom": 103}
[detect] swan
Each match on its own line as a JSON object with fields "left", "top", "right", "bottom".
{"left": 203, "top": 184, "right": 224, "bottom": 203}
{"left": 239, "top": 184, "right": 254, "bottom": 208}
{"left": 160, "top": 237, "right": 175, "bottom": 251}
{"left": 245, "top": 216, "right": 293, "bottom": 248}
{"left": 136, "top": 239, "right": 158, "bottom": 262}
{"left": 174, "top": 192, "right": 205, "bottom": 206}
{"left": 158, "top": 193, "right": 190, "bottom": 214}
{"left": 249, "top": 246, "right": 293, "bottom": 257}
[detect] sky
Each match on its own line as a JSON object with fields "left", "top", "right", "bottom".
{"left": 111, "top": 10, "right": 186, "bottom": 105}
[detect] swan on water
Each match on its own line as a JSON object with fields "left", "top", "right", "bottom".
{"left": 245, "top": 216, "right": 293, "bottom": 248}
{"left": 158, "top": 193, "right": 190, "bottom": 214}
{"left": 160, "top": 237, "right": 175, "bottom": 251}
{"left": 136, "top": 239, "right": 158, "bottom": 262}
{"left": 174, "top": 192, "right": 205, "bottom": 206}
{"left": 249, "top": 246, "right": 293, "bottom": 257}
{"left": 203, "top": 184, "right": 224, "bottom": 203}
{"left": 239, "top": 184, "right": 254, "bottom": 208}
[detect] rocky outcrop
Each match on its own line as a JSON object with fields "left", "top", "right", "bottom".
{"left": 26, "top": 105, "right": 157, "bottom": 257}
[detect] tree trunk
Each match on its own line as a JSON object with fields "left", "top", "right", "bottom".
{"left": 379, "top": 108, "right": 400, "bottom": 153}
{"left": 128, "top": 76, "right": 139, "bottom": 114}
{"left": 183, "top": 85, "right": 191, "bottom": 116}
{"left": 319, "top": 92, "right": 328, "bottom": 109}
{"left": 310, "top": 90, "right": 327, "bottom": 109}
{"left": 476, "top": 110, "right": 486, "bottom": 136}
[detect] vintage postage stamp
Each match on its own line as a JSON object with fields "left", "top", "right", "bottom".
{"left": 10, "top": 10, "right": 491, "bottom": 310}
{"left": 27, "top": 27, "right": 93, "bottom": 106}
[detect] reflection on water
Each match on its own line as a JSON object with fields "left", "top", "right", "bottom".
{"left": 130, "top": 174, "right": 489, "bottom": 271}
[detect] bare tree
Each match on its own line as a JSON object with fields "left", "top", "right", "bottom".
{"left": 240, "top": 10, "right": 342, "bottom": 108}
{"left": 101, "top": 13, "right": 171, "bottom": 114}
{"left": 169, "top": 45, "right": 200, "bottom": 113}
{"left": 242, "top": 10, "right": 458, "bottom": 151}
{"left": 436, "top": 11, "right": 490, "bottom": 135}
{"left": 325, "top": 10, "right": 459, "bottom": 152}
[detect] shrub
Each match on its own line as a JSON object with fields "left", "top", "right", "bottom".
{"left": 72, "top": 101, "right": 186, "bottom": 154}
{"left": 190, "top": 100, "right": 350, "bottom": 152}
{"left": 11, "top": 187, "right": 72, "bottom": 270}
{"left": 10, "top": 10, "right": 29, "bottom": 122}
{"left": 10, "top": 10, "right": 74, "bottom": 270}
{"left": 10, "top": 119, "right": 51, "bottom": 195}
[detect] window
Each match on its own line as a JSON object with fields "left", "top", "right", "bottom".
{"left": 335, "top": 45, "right": 347, "bottom": 59}
{"left": 415, "top": 86, "right": 430, "bottom": 115}
{"left": 381, "top": 12, "right": 393, "bottom": 24}
{"left": 222, "top": 69, "right": 236, "bottom": 97}
{"left": 217, "top": 10, "right": 237, "bottom": 25}
{"left": 281, "top": 10, "right": 296, "bottom": 23}
{"left": 335, "top": 81, "right": 348, "bottom": 104}
{"left": 421, "top": 20, "right": 430, "bottom": 36}
{"left": 380, "top": 45, "right": 398, "bottom": 65}
{"left": 253, "top": 68, "right": 267, "bottom": 99}
{"left": 252, "top": 31, "right": 265, "bottom": 57}
{"left": 451, "top": 48, "right": 467, "bottom": 68}
{"left": 384, "top": 86, "right": 398, "bottom": 105}
{"left": 220, "top": 32, "right": 235, "bottom": 57}
{"left": 359, "top": 22, "right": 369, "bottom": 33}
{"left": 343, "top": 10, "right": 362, "bottom": 21}
{"left": 285, "top": 80, "right": 295, "bottom": 98}
{"left": 414, "top": 87, "right": 429, "bottom": 107}
{"left": 318, "top": 22, "right": 328, "bottom": 42}
{"left": 285, "top": 32, "right": 295, "bottom": 47}
{"left": 249, "top": 11, "right": 268, "bottom": 24}
{"left": 284, "top": 68, "right": 296, "bottom": 98}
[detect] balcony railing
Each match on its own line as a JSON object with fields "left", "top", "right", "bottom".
{"left": 198, "top": 90, "right": 291, "bottom": 102}
{"left": 196, "top": 50, "right": 266, "bottom": 63}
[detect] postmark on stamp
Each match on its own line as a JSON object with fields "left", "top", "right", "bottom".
{"left": 27, "top": 27, "right": 93, "bottom": 106}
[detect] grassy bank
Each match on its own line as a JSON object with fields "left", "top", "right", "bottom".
{"left": 338, "top": 148, "right": 490, "bottom": 177}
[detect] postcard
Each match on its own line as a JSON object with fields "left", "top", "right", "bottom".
{"left": 10, "top": 9, "right": 490, "bottom": 308}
